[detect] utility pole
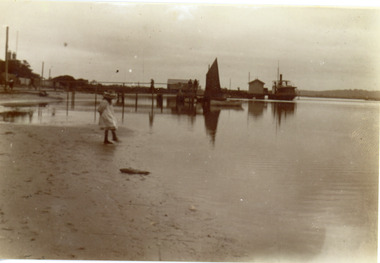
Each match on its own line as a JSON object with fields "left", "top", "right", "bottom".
{"left": 16, "top": 31, "right": 18, "bottom": 55}
{"left": 41, "top": 61, "right": 44, "bottom": 89}
{"left": 5, "top": 26, "right": 9, "bottom": 90}
{"left": 41, "top": 62, "right": 44, "bottom": 79}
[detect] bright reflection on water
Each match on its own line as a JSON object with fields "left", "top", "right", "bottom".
{"left": 1, "top": 95, "right": 378, "bottom": 262}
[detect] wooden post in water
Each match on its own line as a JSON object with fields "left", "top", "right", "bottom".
{"left": 122, "top": 83, "right": 125, "bottom": 122}
{"left": 150, "top": 79, "right": 154, "bottom": 106}
{"left": 94, "top": 85, "right": 98, "bottom": 122}
{"left": 41, "top": 62, "right": 44, "bottom": 91}
{"left": 151, "top": 95, "right": 154, "bottom": 112}
{"left": 66, "top": 88, "right": 69, "bottom": 116}
{"left": 71, "top": 86, "right": 75, "bottom": 110}
{"left": 135, "top": 92, "right": 138, "bottom": 112}
{"left": 4, "top": 26, "right": 9, "bottom": 91}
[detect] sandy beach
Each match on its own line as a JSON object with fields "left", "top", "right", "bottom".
{"left": 0, "top": 91, "right": 244, "bottom": 261}
{"left": 0, "top": 124, "right": 232, "bottom": 260}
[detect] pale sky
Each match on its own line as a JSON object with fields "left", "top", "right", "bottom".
{"left": 1, "top": 0, "right": 380, "bottom": 91}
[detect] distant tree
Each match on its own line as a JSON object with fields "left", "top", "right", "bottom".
{"left": 52, "top": 75, "right": 76, "bottom": 82}
{"left": 0, "top": 59, "right": 39, "bottom": 79}
{"left": 52, "top": 75, "right": 90, "bottom": 91}
{"left": 76, "top": 78, "right": 89, "bottom": 85}
{"left": 52, "top": 75, "right": 76, "bottom": 89}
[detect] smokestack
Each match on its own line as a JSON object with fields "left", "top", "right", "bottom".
{"left": 280, "top": 74, "right": 282, "bottom": 83}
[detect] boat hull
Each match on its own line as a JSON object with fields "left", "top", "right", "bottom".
{"left": 270, "top": 73, "right": 297, "bottom": 101}
{"left": 210, "top": 100, "right": 242, "bottom": 107}
{"left": 268, "top": 94, "right": 297, "bottom": 100}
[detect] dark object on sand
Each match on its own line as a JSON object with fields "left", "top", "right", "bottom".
{"left": 120, "top": 168, "right": 150, "bottom": 175}
{"left": 39, "top": 91, "right": 48, "bottom": 97}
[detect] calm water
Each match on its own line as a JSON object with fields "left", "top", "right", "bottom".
{"left": 1, "top": 95, "right": 379, "bottom": 262}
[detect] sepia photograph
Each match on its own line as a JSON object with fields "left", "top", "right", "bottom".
{"left": 0, "top": 0, "right": 379, "bottom": 262}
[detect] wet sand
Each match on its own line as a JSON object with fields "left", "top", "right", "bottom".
{"left": 0, "top": 122, "right": 244, "bottom": 261}
{"left": 0, "top": 90, "right": 256, "bottom": 261}
{"left": 0, "top": 90, "right": 244, "bottom": 260}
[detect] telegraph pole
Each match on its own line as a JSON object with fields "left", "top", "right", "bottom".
{"left": 5, "top": 26, "right": 9, "bottom": 90}
{"left": 41, "top": 61, "right": 44, "bottom": 79}
{"left": 16, "top": 31, "right": 18, "bottom": 54}
{"left": 41, "top": 61, "right": 44, "bottom": 89}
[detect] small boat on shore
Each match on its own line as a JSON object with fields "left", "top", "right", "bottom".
{"left": 268, "top": 73, "right": 297, "bottom": 101}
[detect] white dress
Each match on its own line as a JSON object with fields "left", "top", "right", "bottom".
{"left": 98, "top": 100, "right": 117, "bottom": 130}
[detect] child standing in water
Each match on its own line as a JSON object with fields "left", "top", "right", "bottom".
{"left": 98, "top": 91, "right": 119, "bottom": 144}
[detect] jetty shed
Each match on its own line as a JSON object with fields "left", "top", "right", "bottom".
{"left": 248, "top": 79, "right": 266, "bottom": 98}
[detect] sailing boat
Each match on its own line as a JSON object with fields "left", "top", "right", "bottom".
{"left": 203, "top": 58, "right": 242, "bottom": 108}
{"left": 205, "top": 58, "right": 224, "bottom": 100}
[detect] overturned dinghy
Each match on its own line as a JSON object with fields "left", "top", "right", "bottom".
{"left": 39, "top": 91, "right": 48, "bottom": 97}
{"left": 120, "top": 168, "right": 150, "bottom": 175}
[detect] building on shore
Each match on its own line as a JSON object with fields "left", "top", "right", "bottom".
{"left": 248, "top": 79, "right": 266, "bottom": 99}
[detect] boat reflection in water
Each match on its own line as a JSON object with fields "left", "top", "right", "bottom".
{"left": 248, "top": 100, "right": 296, "bottom": 126}
{"left": 203, "top": 106, "right": 221, "bottom": 146}
{"left": 167, "top": 96, "right": 222, "bottom": 145}
{"left": 271, "top": 101, "right": 297, "bottom": 126}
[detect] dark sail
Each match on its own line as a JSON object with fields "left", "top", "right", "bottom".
{"left": 205, "top": 58, "right": 223, "bottom": 99}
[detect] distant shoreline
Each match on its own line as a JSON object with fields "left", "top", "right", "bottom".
{"left": 1, "top": 86, "right": 379, "bottom": 105}
{"left": 298, "top": 89, "right": 380, "bottom": 101}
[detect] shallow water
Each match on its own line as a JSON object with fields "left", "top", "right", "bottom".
{"left": 1, "top": 95, "right": 379, "bottom": 262}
